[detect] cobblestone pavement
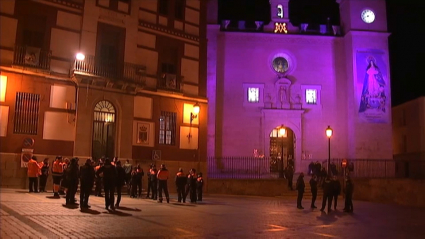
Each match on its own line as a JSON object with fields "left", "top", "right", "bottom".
{"left": 1, "top": 188, "right": 425, "bottom": 239}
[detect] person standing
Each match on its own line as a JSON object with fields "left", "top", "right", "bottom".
{"left": 310, "top": 175, "right": 318, "bottom": 209}
{"left": 196, "top": 172, "right": 204, "bottom": 201}
{"left": 286, "top": 165, "right": 294, "bottom": 190}
{"left": 130, "top": 168, "right": 139, "bottom": 198}
{"left": 185, "top": 168, "right": 197, "bottom": 203}
{"left": 332, "top": 176, "right": 341, "bottom": 210}
{"left": 296, "top": 172, "right": 305, "bottom": 209}
{"left": 115, "top": 161, "right": 126, "bottom": 208}
{"left": 149, "top": 165, "right": 158, "bottom": 200}
{"left": 79, "top": 159, "right": 95, "bottom": 209}
{"left": 94, "top": 159, "right": 104, "bottom": 197}
{"left": 96, "top": 158, "right": 117, "bottom": 210}
{"left": 145, "top": 164, "right": 153, "bottom": 198}
{"left": 175, "top": 168, "right": 186, "bottom": 203}
{"left": 64, "top": 158, "right": 79, "bottom": 205}
{"left": 320, "top": 176, "right": 333, "bottom": 213}
{"left": 39, "top": 158, "right": 50, "bottom": 192}
{"left": 52, "top": 156, "right": 64, "bottom": 198}
{"left": 136, "top": 164, "right": 144, "bottom": 198}
{"left": 28, "top": 156, "right": 42, "bottom": 193}
{"left": 123, "top": 159, "right": 132, "bottom": 193}
{"left": 157, "top": 164, "right": 170, "bottom": 203}
{"left": 343, "top": 177, "right": 354, "bottom": 213}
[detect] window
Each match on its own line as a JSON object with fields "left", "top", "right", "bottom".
{"left": 301, "top": 85, "right": 321, "bottom": 108}
{"left": 243, "top": 83, "right": 264, "bottom": 107}
{"left": 14, "top": 92, "right": 40, "bottom": 135}
{"left": 161, "top": 63, "right": 176, "bottom": 74}
{"left": 305, "top": 89, "right": 317, "bottom": 104}
{"left": 159, "top": 0, "right": 169, "bottom": 15}
{"left": 248, "top": 87, "right": 259, "bottom": 103}
{"left": 98, "top": 0, "right": 130, "bottom": 13}
{"left": 159, "top": 111, "right": 176, "bottom": 145}
{"left": 175, "top": 0, "right": 184, "bottom": 20}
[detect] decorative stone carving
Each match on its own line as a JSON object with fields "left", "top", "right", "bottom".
{"left": 275, "top": 77, "right": 292, "bottom": 109}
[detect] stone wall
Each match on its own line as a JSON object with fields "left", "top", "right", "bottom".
{"left": 207, "top": 178, "right": 425, "bottom": 208}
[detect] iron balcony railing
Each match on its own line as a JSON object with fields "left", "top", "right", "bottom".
{"left": 157, "top": 73, "right": 183, "bottom": 93}
{"left": 13, "top": 45, "right": 51, "bottom": 70}
{"left": 73, "top": 55, "right": 146, "bottom": 85}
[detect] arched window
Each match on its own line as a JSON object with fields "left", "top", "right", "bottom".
{"left": 92, "top": 101, "right": 116, "bottom": 160}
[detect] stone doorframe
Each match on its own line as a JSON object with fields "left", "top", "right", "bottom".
{"left": 262, "top": 109, "right": 304, "bottom": 173}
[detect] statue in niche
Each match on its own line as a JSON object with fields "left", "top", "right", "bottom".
{"left": 279, "top": 85, "right": 289, "bottom": 103}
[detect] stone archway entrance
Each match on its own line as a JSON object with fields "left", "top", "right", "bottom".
{"left": 269, "top": 126, "right": 295, "bottom": 176}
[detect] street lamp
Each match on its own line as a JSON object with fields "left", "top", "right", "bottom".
{"left": 190, "top": 103, "right": 200, "bottom": 124}
{"left": 278, "top": 125, "right": 287, "bottom": 178}
{"left": 76, "top": 53, "right": 85, "bottom": 61}
{"left": 325, "top": 125, "right": 333, "bottom": 175}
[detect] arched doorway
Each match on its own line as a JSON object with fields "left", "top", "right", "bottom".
{"left": 92, "top": 100, "right": 116, "bottom": 160}
{"left": 269, "top": 125, "right": 295, "bottom": 176}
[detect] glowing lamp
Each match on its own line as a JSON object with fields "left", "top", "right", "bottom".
{"left": 278, "top": 124, "right": 287, "bottom": 137}
{"left": 76, "top": 53, "right": 85, "bottom": 61}
{"left": 0, "top": 75, "right": 7, "bottom": 102}
{"left": 326, "top": 125, "right": 333, "bottom": 138}
{"left": 190, "top": 103, "right": 200, "bottom": 124}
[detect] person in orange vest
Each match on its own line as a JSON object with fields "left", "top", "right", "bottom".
{"left": 196, "top": 172, "right": 204, "bottom": 201}
{"left": 94, "top": 159, "right": 104, "bottom": 197}
{"left": 52, "top": 156, "right": 64, "bottom": 198}
{"left": 27, "top": 156, "right": 42, "bottom": 193}
{"left": 175, "top": 168, "right": 186, "bottom": 203}
{"left": 149, "top": 165, "right": 158, "bottom": 200}
{"left": 59, "top": 158, "right": 70, "bottom": 195}
{"left": 157, "top": 164, "right": 170, "bottom": 203}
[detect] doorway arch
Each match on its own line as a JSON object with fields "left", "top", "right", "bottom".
{"left": 92, "top": 100, "right": 116, "bottom": 160}
{"left": 269, "top": 126, "right": 295, "bottom": 175}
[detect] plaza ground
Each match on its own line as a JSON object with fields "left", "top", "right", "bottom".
{"left": 1, "top": 188, "right": 424, "bottom": 239}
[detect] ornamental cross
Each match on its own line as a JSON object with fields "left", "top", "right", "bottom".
{"left": 187, "top": 132, "right": 192, "bottom": 142}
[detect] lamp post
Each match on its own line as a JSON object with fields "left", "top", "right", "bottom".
{"left": 278, "top": 125, "right": 286, "bottom": 178}
{"left": 190, "top": 103, "right": 200, "bottom": 171}
{"left": 325, "top": 125, "right": 333, "bottom": 175}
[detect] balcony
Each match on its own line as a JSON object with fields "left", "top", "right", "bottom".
{"left": 73, "top": 55, "right": 146, "bottom": 86}
{"left": 157, "top": 73, "right": 183, "bottom": 93}
{"left": 13, "top": 45, "right": 51, "bottom": 70}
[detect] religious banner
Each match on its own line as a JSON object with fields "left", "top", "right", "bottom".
{"left": 356, "top": 50, "right": 389, "bottom": 123}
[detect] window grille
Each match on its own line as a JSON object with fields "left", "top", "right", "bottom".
{"left": 14, "top": 92, "right": 40, "bottom": 135}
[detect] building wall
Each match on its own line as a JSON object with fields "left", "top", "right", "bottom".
{"left": 392, "top": 97, "right": 425, "bottom": 160}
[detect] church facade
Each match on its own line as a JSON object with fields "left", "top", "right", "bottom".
{"left": 207, "top": 0, "right": 393, "bottom": 173}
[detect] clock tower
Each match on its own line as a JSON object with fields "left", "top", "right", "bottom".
{"left": 339, "top": 0, "right": 393, "bottom": 159}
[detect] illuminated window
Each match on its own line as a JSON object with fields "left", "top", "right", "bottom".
{"left": 248, "top": 87, "right": 259, "bottom": 103}
{"left": 305, "top": 89, "right": 317, "bottom": 104}
{"left": 14, "top": 92, "right": 40, "bottom": 135}
{"left": 159, "top": 111, "right": 176, "bottom": 145}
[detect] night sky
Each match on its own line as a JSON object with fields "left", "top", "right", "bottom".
{"left": 218, "top": 0, "right": 425, "bottom": 106}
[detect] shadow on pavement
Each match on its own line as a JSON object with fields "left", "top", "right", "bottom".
{"left": 80, "top": 208, "right": 101, "bottom": 215}
{"left": 103, "top": 209, "right": 132, "bottom": 216}
{"left": 62, "top": 204, "right": 79, "bottom": 209}
{"left": 15, "top": 190, "right": 30, "bottom": 193}
{"left": 45, "top": 196, "right": 61, "bottom": 199}
{"left": 115, "top": 206, "right": 141, "bottom": 212}
{"left": 172, "top": 203, "right": 196, "bottom": 207}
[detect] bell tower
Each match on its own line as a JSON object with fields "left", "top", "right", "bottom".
{"left": 339, "top": 0, "right": 393, "bottom": 159}
{"left": 264, "top": 0, "right": 298, "bottom": 33}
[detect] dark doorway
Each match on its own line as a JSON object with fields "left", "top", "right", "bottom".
{"left": 92, "top": 100, "right": 116, "bottom": 160}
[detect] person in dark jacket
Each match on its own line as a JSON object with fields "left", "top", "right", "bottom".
{"left": 149, "top": 165, "right": 158, "bottom": 200}
{"left": 123, "top": 159, "right": 132, "bottom": 193}
{"left": 175, "top": 168, "right": 186, "bottom": 203}
{"left": 94, "top": 159, "right": 104, "bottom": 197}
{"left": 332, "top": 176, "right": 341, "bottom": 210}
{"left": 196, "top": 173, "right": 204, "bottom": 201}
{"left": 146, "top": 164, "right": 153, "bottom": 198}
{"left": 136, "top": 164, "right": 144, "bottom": 198}
{"left": 79, "top": 158, "right": 95, "bottom": 209}
{"left": 39, "top": 158, "right": 50, "bottom": 192}
{"left": 184, "top": 168, "right": 197, "bottom": 203}
{"left": 343, "top": 177, "right": 354, "bottom": 213}
{"left": 320, "top": 176, "right": 333, "bottom": 213}
{"left": 115, "top": 161, "right": 126, "bottom": 208}
{"left": 310, "top": 175, "right": 318, "bottom": 209}
{"left": 96, "top": 158, "right": 117, "bottom": 210}
{"left": 296, "top": 172, "right": 305, "bottom": 209}
{"left": 286, "top": 165, "right": 294, "bottom": 190}
{"left": 130, "top": 167, "right": 139, "bottom": 198}
{"left": 64, "top": 158, "right": 79, "bottom": 206}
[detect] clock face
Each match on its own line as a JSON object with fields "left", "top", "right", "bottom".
{"left": 272, "top": 57, "right": 289, "bottom": 74}
{"left": 361, "top": 9, "right": 375, "bottom": 23}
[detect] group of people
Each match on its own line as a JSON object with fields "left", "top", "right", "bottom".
{"left": 26, "top": 155, "right": 205, "bottom": 210}
{"left": 295, "top": 171, "right": 354, "bottom": 213}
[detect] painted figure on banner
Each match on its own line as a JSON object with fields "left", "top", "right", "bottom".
{"left": 357, "top": 51, "right": 389, "bottom": 123}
